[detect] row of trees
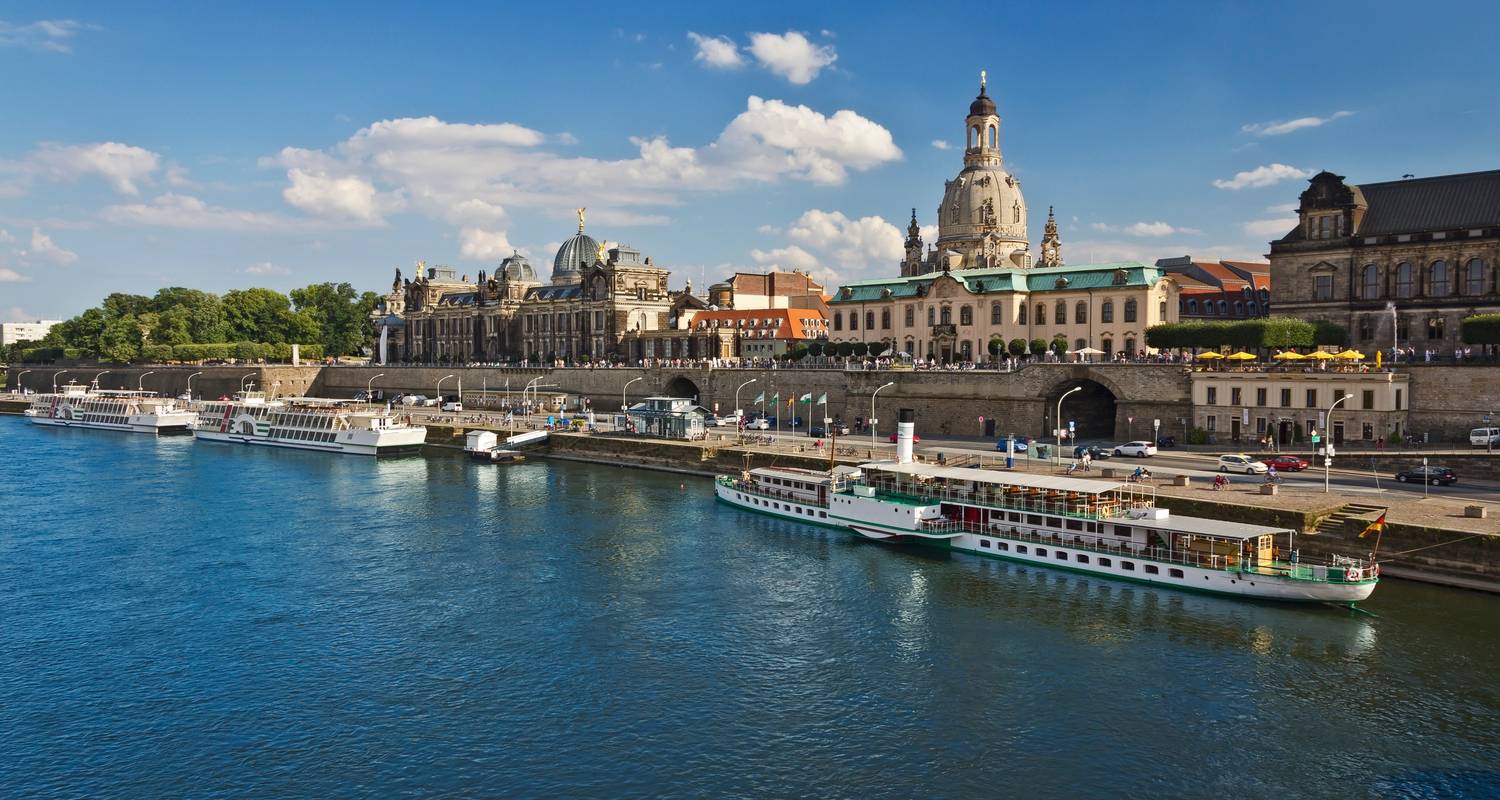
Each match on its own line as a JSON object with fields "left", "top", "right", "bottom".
{"left": 8, "top": 283, "right": 378, "bottom": 364}
{"left": 1144, "top": 319, "right": 1348, "bottom": 351}
{"left": 1461, "top": 314, "right": 1500, "bottom": 344}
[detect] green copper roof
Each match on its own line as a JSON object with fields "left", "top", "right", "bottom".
{"left": 829, "top": 261, "right": 1164, "bottom": 304}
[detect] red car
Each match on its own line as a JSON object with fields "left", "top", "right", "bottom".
{"left": 888, "top": 432, "right": 922, "bottom": 443}
{"left": 1263, "top": 454, "right": 1310, "bottom": 471}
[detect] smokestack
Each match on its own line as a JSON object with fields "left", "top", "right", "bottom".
{"left": 896, "top": 408, "right": 915, "bottom": 464}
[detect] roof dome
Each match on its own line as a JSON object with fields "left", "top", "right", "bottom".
{"left": 552, "top": 232, "right": 599, "bottom": 284}
{"left": 969, "top": 85, "right": 996, "bottom": 118}
{"left": 499, "top": 252, "right": 536, "bottom": 283}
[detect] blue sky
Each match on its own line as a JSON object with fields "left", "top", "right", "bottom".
{"left": 3, "top": 0, "right": 1498, "bottom": 321}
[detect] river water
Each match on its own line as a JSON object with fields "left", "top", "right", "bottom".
{"left": 2, "top": 417, "right": 1498, "bottom": 799}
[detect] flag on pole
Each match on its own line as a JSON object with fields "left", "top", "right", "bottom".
{"left": 753, "top": 392, "right": 764, "bottom": 404}
{"left": 1358, "top": 512, "right": 1386, "bottom": 538}
{"left": 816, "top": 393, "right": 827, "bottom": 404}
{"left": 769, "top": 393, "right": 779, "bottom": 405}
{"left": 799, "top": 393, "right": 812, "bottom": 403}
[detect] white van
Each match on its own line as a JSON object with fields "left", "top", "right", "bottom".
{"left": 1470, "top": 427, "right": 1500, "bottom": 447}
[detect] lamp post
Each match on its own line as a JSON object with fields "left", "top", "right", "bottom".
{"left": 137, "top": 370, "right": 155, "bottom": 392}
{"left": 1055, "top": 386, "right": 1082, "bottom": 469}
{"left": 1323, "top": 393, "right": 1349, "bottom": 493}
{"left": 240, "top": 373, "right": 256, "bottom": 393}
{"left": 13, "top": 369, "right": 31, "bottom": 393}
{"left": 622, "top": 376, "right": 644, "bottom": 413}
{"left": 436, "top": 374, "right": 456, "bottom": 408}
{"left": 92, "top": 370, "right": 111, "bottom": 390}
{"left": 734, "top": 378, "right": 757, "bottom": 420}
{"left": 185, "top": 371, "right": 203, "bottom": 400}
{"left": 52, "top": 370, "right": 67, "bottom": 392}
{"left": 367, "top": 373, "right": 385, "bottom": 402}
{"left": 871, "top": 381, "right": 895, "bottom": 451}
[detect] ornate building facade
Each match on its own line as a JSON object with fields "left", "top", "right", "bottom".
{"left": 1269, "top": 169, "right": 1500, "bottom": 353}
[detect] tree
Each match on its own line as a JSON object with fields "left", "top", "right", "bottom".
{"left": 1312, "top": 320, "right": 1348, "bottom": 347}
{"left": 1028, "top": 338, "right": 1047, "bottom": 358}
{"left": 867, "top": 341, "right": 889, "bottom": 358}
{"left": 290, "top": 282, "right": 378, "bottom": 356}
{"left": 783, "top": 343, "right": 809, "bottom": 361}
{"left": 97, "top": 317, "right": 141, "bottom": 363}
{"left": 805, "top": 341, "right": 823, "bottom": 357}
{"left": 101, "top": 293, "right": 150, "bottom": 321}
{"left": 149, "top": 287, "right": 227, "bottom": 343}
{"left": 988, "top": 336, "right": 1004, "bottom": 358}
{"left": 223, "top": 288, "right": 317, "bottom": 345}
{"left": 1462, "top": 314, "right": 1500, "bottom": 345}
{"left": 1049, "top": 334, "right": 1068, "bottom": 355}
{"left": 1007, "top": 338, "right": 1027, "bottom": 357}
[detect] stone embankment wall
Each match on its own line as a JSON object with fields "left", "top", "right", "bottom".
{"left": 5, "top": 365, "right": 322, "bottom": 400}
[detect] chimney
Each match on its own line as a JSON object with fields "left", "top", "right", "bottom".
{"left": 896, "top": 408, "right": 916, "bottom": 464}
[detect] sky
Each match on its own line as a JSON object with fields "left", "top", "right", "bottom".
{"left": 3, "top": 0, "right": 1499, "bottom": 322}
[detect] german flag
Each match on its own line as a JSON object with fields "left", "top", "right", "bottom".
{"left": 1358, "top": 512, "right": 1387, "bottom": 539}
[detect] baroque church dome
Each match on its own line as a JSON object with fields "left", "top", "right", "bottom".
{"left": 932, "top": 74, "right": 1029, "bottom": 270}
{"left": 551, "top": 208, "right": 599, "bottom": 285}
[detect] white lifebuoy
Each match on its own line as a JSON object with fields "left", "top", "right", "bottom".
{"left": 1346, "top": 567, "right": 1362, "bottom": 582}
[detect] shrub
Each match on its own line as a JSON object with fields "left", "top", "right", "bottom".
{"left": 1028, "top": 338, "right": 1047, "bottom": 357}
{"left": 867, "top": 342, "right": 889, "bottom": 358}
{"left": 1007, "top": 338, "right": 1027, "bottom": 357}
{"left": 1461, "top": 314, "right": 1500, "bottom": 345}
{"left": 140, "top": 344, "right": 175, "bottom": 363}
{"left": 1186, "top": 426, "right": 1209, "bottom": 445}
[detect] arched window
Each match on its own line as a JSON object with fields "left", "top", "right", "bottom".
{"left": 904, "top": 306, "right": 915, "bottom": 326}
{"left": 940, "top": 306, "right": 952, "bottom": 325}
{"left": 927, "top": 307, "right": 935, "bottom": 326}
{"left": 1018, "top": 304, "right": 1028, "bottom": 325}
{"left": 1427, "top": 316, "right": 1445, "bottom": 340}
{"left": 865, "top": 311, "right": 876, "bottom": 330}
{"left": 1054, "top": 301, "right": 1067, "bottom": 325}
{"left": 881, "top": 309, "right": 891, "bottom": 329}
{"left": 1101, "top": 338, "right": 1113, "bottom": 355}
{"left": 1187, "top": 299, "right": 1199, "bottom": 314}
{"left": 1394, "top": 263, "right": 1414, "bottom": 298}
{"left": 1430, "top": 260, "right": 1450, "bottom": 296}
{"left": 1075, "top": 338, "right": 1087, "bottom": 351}
{"left": 1234, "top": 301, "right": 1245, "bottom": 316}
{"left": 1216, "top": 300, "right": 1227, "bottom": 316}
{"left": 1101, "top": 300, "right": 1114, "bottom": 323}
{"left": 1124, "top": 337, "right": 1136, "bottom": 354}
{"left": 1074, "top": 302, "right": 1087, "bottom": 324}
{"left": 961, "top": 341, "right": 973, "bottom": 360}
{"left": 1360, "top": 264, "right": 1381, "bottom": 300}
{"left": 905, "top": 339, "right": 914, "bottom": 354}
{"left": 1159, "top": 300, "right": 1167, "bottom": 319}
{"left": 990, "top": 303, "right": 1002, "bottom": 325}
{"left": 1466, "top": 258, "right": 1486, "bottom": 295}
{"left": 1124, "top": 299, "right": 1138, "bottom": 322}
{"left": 960, "top": 305, "right": 973, "bottom": 326}
{"left": 849, "top": 311, "right": 858, "bottom": 331}
{"left": 1248, "top": 301, "right": 1258, "bottom": 316}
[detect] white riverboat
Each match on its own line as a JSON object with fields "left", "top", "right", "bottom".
{"left": 715, "top": 411, "right": 1378, "bottom": 605}
{"left": 24, "top": 383, "right": 197, "bottom": 434}
{"left": 192, "top": 393, "right": 426, "bottom": 456}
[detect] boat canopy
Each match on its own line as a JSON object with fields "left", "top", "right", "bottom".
{"left": 863, "top": 462, "right": 1133, "bottom": 496}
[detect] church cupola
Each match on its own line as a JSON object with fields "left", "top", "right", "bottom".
{"left": 903, "top": 208, "right": 924, "bottom": 271}
{"left": 965, "top": 70, "right": 1002, "bottom": 168}
{"left": 1039, "top": 206, "right": 1062, "bottom": 267}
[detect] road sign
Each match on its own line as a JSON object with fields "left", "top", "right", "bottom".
{"left": 978, "top": 415, "right": 985, "bottom": 422}
{"left": 1152, "top": 419, "right": 1160, "bottom": 430}
{"left": 1069, "top": 420, "right": 1075, "bottom": 430}
{"left": 1128, "top": 416, "right": 1134, "bottom": 424}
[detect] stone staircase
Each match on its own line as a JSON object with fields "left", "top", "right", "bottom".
{"left": 1311, "top": 503, "right": 1386, "bottom": 536}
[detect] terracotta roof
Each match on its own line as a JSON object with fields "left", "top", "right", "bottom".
{"left": 693, "top": 308, "right": 828, "bottom": 340}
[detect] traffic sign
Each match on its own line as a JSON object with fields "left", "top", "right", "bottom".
{"left": 1128, "top": 416, "right": 1134, "bottom": 424}
{"left": 1068, "top": 420, "right": 1075, "bottom": 430}
{"left": 978, "top": 415, "right": 985, "bottom": 422}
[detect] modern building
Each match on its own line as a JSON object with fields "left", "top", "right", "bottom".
{"left": 1, "top": 320, "right": 62, "bottom": 347}
{"left": 1269, "top": 169, "right": 1500, "bottom": 353}
{"left": 1157, "top": 256, "right": 1271, "bottom": 320}
{"left": 625, "top": 396, "right": 710, "bottom": 439}
{"left": 1189, "top": 370, "right": 1410, "bottom": 447}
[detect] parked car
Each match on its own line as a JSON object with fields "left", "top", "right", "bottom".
{"left": 1073, "top": 445, "right": 1113, "bottom": 460}
{"left": 401, "top": 394, "right": 429, "bottom": 406}
{"left": 1156, "top": 435, "right": 1177, "bottom": 448}
{"left": 1113, "top": 441, "right": 1158, "bottom": 458}
{"left": 745, "top": 418, "right": 770, "bottom": 431}
{"left": 889, "top": 432, "right": 923, "bottom": 443}
{"left": 1470, "top": 427, "right": 1500, "bottom": 447}
{"left": 1263, "top": 454, "right": 1310, "bottom": 471}
{"left": 810, "top": 421, "right": 849, "bottom": 437}
{"left": 441, "top": 400, "right": 463, "bottom": 412}
{"left": 1218, "top": 454, "right": 1268, "bottom": 474}
{"left": 996, "top": 434, "right": 1031, "bottom": 453}
{"left": 1395, "top": 465, "right": 1458, "bottom": 485}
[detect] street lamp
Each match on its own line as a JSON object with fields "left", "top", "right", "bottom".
{"left": 367, "top": 373, "right": 385, "bottom": 402}
{"left": 52, "top": 370, "right": 67, "bottom": 392}
{"left": 185, "top": 371, "right": 203, "bottom": 400}
{"left": 734, "top": 378, "right": 758, "bottom": 419}
{"left": 240, "top": 373, "right": 256, "bottom": 393}
{"left": 622, "top": 376, "right": 644, "bottom": 413}
{"left": 92, "top": 370, "right": 111, "bottom": 390}
{"left": 436, "top": 374, "right": 456, "bottom": 407}
{"left": 13, "top": 369, "right": 31, "bottom": 393}
{"left": 1055, "top": 386, "right": 1082, "bottom": 469}
{"left": 1323, "top": 393, "right": 1349, "bottom": 493}
{"left": 871, "top": 381, "right": 895, "bottom": 451}
{"left": 137, "top": 370, "right": 156, "bottom": 392}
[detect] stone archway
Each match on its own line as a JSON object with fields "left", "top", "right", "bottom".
{"left": 1045, "top": 378, "right": 1118, "bottom": 441}
{"left": 663, "top": 375, "right": 700, "bottom": 401}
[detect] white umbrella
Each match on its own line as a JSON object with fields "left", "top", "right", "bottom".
{"left": 1071, "top": 347, "right": 1105, "bottom": 355}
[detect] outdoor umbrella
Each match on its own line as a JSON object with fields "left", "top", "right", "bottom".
{"left": 1195, "top": 351, "right": 1225, "bottom": 360}
{"left": 1306, "top": 351, "right": 1337, "bottom": 360}
{"left": 1225, "top": 351, "right": 1258, "bottom": 360}
{"left": 1334, "top": 349, "right": 1366, "bottom": 360}
{"left": 1272, "top": 351, "right": 1307, "bottom": 360}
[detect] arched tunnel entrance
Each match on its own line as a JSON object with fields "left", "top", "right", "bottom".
{"left": 1045, "top": 379, "right": 1118, "bottom": 442}
{"left": 663, "top": 375, "right": 700, "bottom": 401}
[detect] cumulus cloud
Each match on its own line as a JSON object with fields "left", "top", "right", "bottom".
{"left": 282, "top": 168, "right": 401, "bottom": 223}
{"left": 0, "top": 19, "right": 87, "bottom": 53}
{"left": 1242, "top": 111, "right": 1353, "bottom": 136}
{"left": 931, "top": 139, "right": 951, "bottom": 151}
{"left": 751, "top": 244, "right": 820, "bottom": 272}
{"left": 688, "top": 32, "right": 744, "bottom": 69}
{"left": 1090, "top": 220, "right": 1200, "bottom": 237}
{"left": 458, "top": 228, "right": 518, "bottom": 260}
{"left": 27, "top": 141, "right": 162, "bottom": 195}
{"left": 0, "top": 266, "right": 30, "bottom": 282}
{"left": 709, "top": 96, "right": 901, "bottom": 184}
{"left": 1265, "top": 202, "right": 1299, "bottom": 214}
{"left": 747, "top": 31, "right": 836, "bottom": 84}
{"left": 101, "top": 193, "right": 290, "bottom": 231}
{"left": 26, "top": 228, "right": 77, "bottom": 265}
{"left": 787, "top": 209, "right": 903, "bottom": 268}
{"left": 245, "top": 261, "right": 290, "bottom": 276}
{"left": 1242, "top": 218, "right": 1299, "bottom": 238}
{"left": 1213, "top": 163, "right": 1312, "bottom": 190}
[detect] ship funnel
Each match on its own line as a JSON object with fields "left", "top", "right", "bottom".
{"left": 896, "top": 408, "right": 915, "bottom": 464}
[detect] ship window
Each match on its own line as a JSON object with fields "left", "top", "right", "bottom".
{"left": 980, "top": 540, "right": 991, "bottom": 549}
{"left": 1099, "top": 558, "right": 1111, "bottom": 567}
{"left": 1016, "top": 545, "right": 1027, "bottom": 554}
{"left": 1145, "top": 565, "right": 1159, "bottom": 575}
{"left": 1047, "top": 517, "right": 1062, "bottom": 527}
{"left": 1026, "top": 514, "right": 1043, "bottom": 525}
{"left": 1076, "top": 554, "right": 1089, "bottom": 564}
{"left": 819, "top": 511, "right": 826, "bottom": 518}
{"left": 997, "top": 542, "right": 1009, "bottom": 551}
{"left": 1056, "top": 551, "right": 1068, "bottom": 560}
{"left": 1066, "top": 520, "right": 1082, "bottom": 531}
{"left": 1035, "top": 548, "right": 1046, "bottom": 556}
{"left": 1169, "top": 568, "right": 1185, "bottom": 579}
{"left": 1114, "top": 525, "right": 1132, "bottom": 537}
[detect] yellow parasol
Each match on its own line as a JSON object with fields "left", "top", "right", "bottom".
{"left": 1334, "top": 349, "right": 1365, "bottom": 360}
{"left": 1376, "top": 350, "right": 1383, "bottom": 368}
{"left": 1306, "top": 350, "right": 1336, "bottom": 360}
{"left": 1196, "top": 351, "right": 1225, "bottom": 360}
{"left": 1272, "top": 351, "right": 1307, "bottom": 361}
{"left": 1225, "top": 351, "right": 1258, "bottom": 361}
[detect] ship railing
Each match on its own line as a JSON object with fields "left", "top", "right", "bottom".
{"left": 718, "top": 477, "right": 823, "bottom": 505}
{"left": 862, "top": 484, "right": 1109, "bottom": 522}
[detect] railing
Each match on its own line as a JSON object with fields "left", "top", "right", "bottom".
{"left": 861, "top": 482, "right": 1153, "bottom": 522}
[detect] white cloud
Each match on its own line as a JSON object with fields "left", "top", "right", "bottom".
{"left": 556, "top": 132, "right": 579, "bottom": 145}
{"left": 1265, "top": 202, "right": 1299, "bottom": 214}
{"left": 687, "top": 32, "right": 744, "bottom": 69}
{"left": 1242, "top": 111, "right": 1353, "bottom": 136}
{"left": 751, "top": 244, "right": 819, "bottom": 271}
{"left": 919, "top": 224, "right": 938, "bottom": 242}
{"left": 101, "top": 193, "right": 290, "bottom": 231}
{"left": 756, "top": 223, "right": 781, "bottom": 235}
{"left": 1213, "top": 163, "right": 1312, "bottom": 190}
{"left": 445, "top": 198, "right": 507, "bottom": 225}
{"left": 1090, "top": 220, "right": 1200, "bottom": 237}
{"left": 787, "top": 209, "right": 903, "bottom": 268}
{"left": 710, "top": 96, "right": 901, "bottom": 185}
{"left": 28, "top": 141, "right": 162, "bottom": 195}
{"left": 283, "top": 168, "right": 402, "bottom": 223}
{"left": 458, "top": 227, "right": 516, "bottom": 260}
{"left": 931, "top": 139, "right": 951, "bottom": 151}
{"left": 0, "top": 229, "right": 13, "bottom": 244}
{"left": 0, "top": 267, "right": 30, "bottom": 282}
{"left": 0, "top": 19, "right": 86, "bottom": 53}
{"left": 245, "top": 261, "right": 290, "bottom": 275}
{"left": 26, "top": 228, "right": 77, "bottom": 265}
{"left": 164, "top": 163, "right": 194, "bottom": 188}
{"left": 747, "top": 31, "right": 836, "bottom": 84}
{"left": 1242, "top": 218, "right": 1298, "bottom": 238}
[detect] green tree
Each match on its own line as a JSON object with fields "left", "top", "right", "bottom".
{"left": 97, "top": 316, "right": 141, "bottom": 363}
{"left": 1462, "top": 314, "right": 1500, "bottom": 345}
{"left": 1049, "top": 334, "right": 1068, "bottom": 355}
{"left": 987, "top": 336, "right": 1004, "bottom": 358}
{"left": 290, "top": 282, "right": 376, "bottom": 356}
{"left": 1028, "top": 337, "right": 1047, "bottom": 357}
{"left": 223, "top": 288, "right": 312, "bottom": 344}
{"left": 101, "top": 293, "right": 150, "bottom": 321}
{"left": 783, "top": 343, "right": 809, "bottom": 361}
{"left": 1007, "top": 338, "right": 1027, "bottom": 357}
{"left": 867, "top": 342, "right": 889, "bottom": 358}
{"left": 150, "top": 287, "right": 228, "bottom": 342}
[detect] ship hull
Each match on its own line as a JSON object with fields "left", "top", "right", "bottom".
{"left": 192, "top": 429, "right": 424, "bottom": 457}
{"left": 27, "top": 413, "right": 194, "bottom": 435}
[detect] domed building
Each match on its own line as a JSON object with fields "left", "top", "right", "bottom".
{"left": 551, "top": 209, "right": 601, "bottom": 285}
{"left": 500, "top": 251, "right": 537, "bottom": 283}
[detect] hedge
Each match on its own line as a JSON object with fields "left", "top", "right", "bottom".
{"left": 1461, "top": 314, "right": 1500, "bottom": 345}
{"left": 1144, "top": 319, "right": 1341, "bottom": 350}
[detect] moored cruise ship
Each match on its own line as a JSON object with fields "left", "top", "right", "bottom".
{"left": 25, "top": 383, "right": 197, "bottom": 434}
{"left": 192, "top": 392, "right": 426, "bottom": 456}
{"left": 715, "top": 410, "right": 1378, "bottom": 605}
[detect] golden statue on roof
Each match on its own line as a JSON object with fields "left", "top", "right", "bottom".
{"left": 576, "top": 207, "right": 586, "bottom": 233}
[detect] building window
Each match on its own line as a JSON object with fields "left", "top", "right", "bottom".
{"left": 1306, "top": 388, "right": 1317, "bottom": 408}
{"left": 1430, "top": 260, "right": 1450, "bottom": 296}
{"left": 1160, "top": 300, "right": 1168, "bottom": 319}
{"left": 1280, "top": 388, "right": 1291, "bottom": 407}
{"left": 1427, "top": 316, "right": 1445, "bottom": 340}
{"left": 960, "top": 305, "right": 973, "bottom": 326}
{"left": 1075, "top": 338, "right": 1087, "bottom": 351}
{"left": 832, "top": 314, "right": 842, "bottom": 331}
{"left": 1395, "top": 262, "right": 1414, "bottom": 298}
{"left": 1256, "top": 387, "right": 1267, "bottom": 406}
{"left": 881, "top": 309, "right": 891, "bottom": 329}
{"left": 1395, "top": 389, "right": 1403, "bottom": 410}
{"left": 1230, "top": 387, "right": 1242, "bottom": 406}
{"left": 904, "top": 306, "right": 915, "bottom": 326}
{"left": 1207, "top": 387, "right": 1218, "bottom": 405}
{"left": 1187, "top": 299, "right": 1198, "bottom": 315}
{"left": 866, "top": 311, "right": 876, "bottom": 330}
{"left": 928, "top": 307, "right": 936, "bottom": 326}
{"left": 1074, "top": 302, "right": 1087, "bottom": 324}
{"left": 1361, "top": 264, "right": 1381, "bottom": 299}
{"left": 1218, "top": 300, "right": 1228, "bottom": 315}
{"left": 1314, "top": 275, "right": 1334, "bottom": 301}
{"left": 1124, "top": 299, "right": 1138, "bottom": 322}
{"left": 1362, "top": 389, "right": 1374, "bottom": 410}
{"left": 961, "top": 341, "right": 973, "bottom": 360}
{"left": 1054, "top": 301, "right": 1066, "bottom": 325}
{"left": 1018, "top": 304, "right": 1028, "bottom": 325}
{"left": 1101, "top": 300, "right": 1114, "bottom": 323}
{"left": 849, "top": 311, "right": 859, "bottom": 331}
{"left": 1467, "top": 258, "right": 1486, "bottom": 295}
{"left": 990, "top": 303, "right": 1003, "bottom": 324}
{"left": 1397, "top": 315, "right": 1410, "bottom": 341}
{"left": 1358, "top": 316, "right": 1373, "bottom": 340}
{"left": 940, "top": 306, "right": 952, "bottom": 325}
{"left": 1204, "top": 300, "right": 1216, "bottom": 317}
{"left": 1101, "top": 338, "right": 1113, "bottom": 355}
{"left": 1035, "top": 304, "right": 1045, "bottom": 325}
{"left": 1124, "top": 337, "right": 1135, "bottom": 354}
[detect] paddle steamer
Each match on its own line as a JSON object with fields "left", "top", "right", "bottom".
{"left": 715, "top": 410, "right": 1378, "bottom": 604}
{"left": 192, "top": 392, "right": 426, "bottom": 456}
{"left": 25, "top": 382, "right": 196, "bottom": 434}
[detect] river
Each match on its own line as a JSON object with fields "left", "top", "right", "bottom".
{"left": 2, "top": 418, "right": 1497, "bottom": 798}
